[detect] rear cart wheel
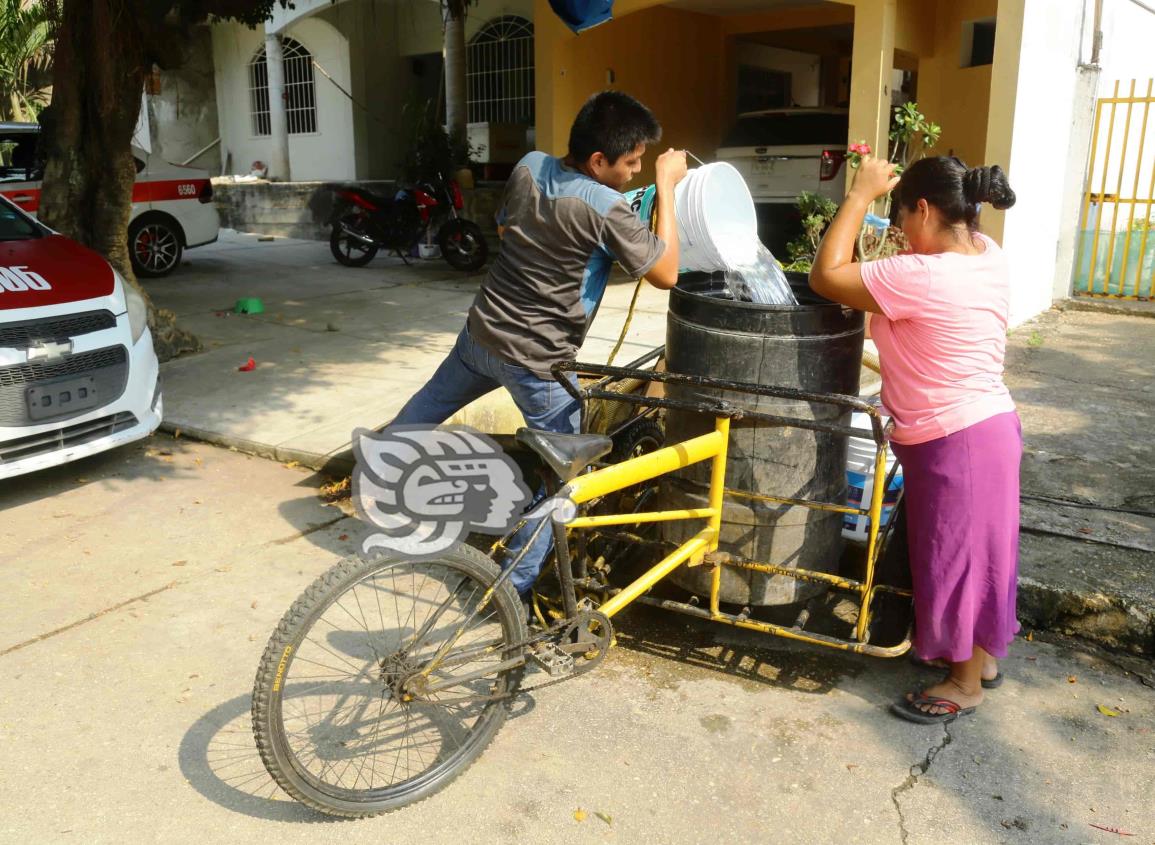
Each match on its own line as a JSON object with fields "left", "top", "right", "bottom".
{"left": 584, "top": 417, "right": 667, "bottom": 587}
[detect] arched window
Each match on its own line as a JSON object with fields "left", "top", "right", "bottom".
{"left": 467, "top": 16, "right": 534, "bottom": 124}
{"left": 248, "top": 37, "right": 318, "bottom": 137}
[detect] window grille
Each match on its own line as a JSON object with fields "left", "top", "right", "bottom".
{"left": 249, "top": 37, "right": 318, "bottom": 136}
{"left": 467, "top": 16, "right": 535, "bottom": 124}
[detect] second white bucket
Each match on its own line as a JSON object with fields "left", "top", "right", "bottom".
{"left": 843, "top": 410, "right": 904, "bottom": 544}
{"left": 624, "top": 162, "right": 758, "bottom": 273}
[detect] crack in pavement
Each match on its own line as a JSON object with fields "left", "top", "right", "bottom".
{"left": 890, "top": 721, "right": 955, "bottom": 845}
{"left": 0, "top": 581, "right": 180, "bottom": 657}
{"left": 1099, "top": 652, "right": 1155, "bottom": 690}
{"left": 3, "top": 514, "right": 355, "bottom": 659}
{"left": 268, "top": 513, "right": 349, "bottom": 546}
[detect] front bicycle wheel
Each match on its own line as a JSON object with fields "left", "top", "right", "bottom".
{"left": 252, "top": 544, "right": 526, "bottom": 817}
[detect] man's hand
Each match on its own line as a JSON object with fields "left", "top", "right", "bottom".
{"left": 644, "top": 149, "right": 689, "bottom": 290}
{"left": 655, "top": 148, "right": 688, "bottom": 189}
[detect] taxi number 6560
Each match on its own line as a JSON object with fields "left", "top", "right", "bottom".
{"left": 177, "top": 184, "right": 197, "bottom": 197}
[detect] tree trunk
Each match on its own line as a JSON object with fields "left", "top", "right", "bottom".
{"left": 38, "top": 1, "right": 199, "bottom": 361}
{"left": 443, "top": 5, "right": 467, "bottom": 143}
{"left": 264, "top": 32, "right": 291, "bottom": 181}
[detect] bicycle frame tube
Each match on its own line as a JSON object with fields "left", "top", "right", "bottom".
{"left": 564, "top": 417, "right": 732, "bottom": 620}
{"left": 550, "top": 358, "right": 912, "bottom": 657}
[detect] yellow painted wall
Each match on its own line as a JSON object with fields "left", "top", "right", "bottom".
{"left": 533, "top": 0, "right": 1004, "bottom": 186}
{"left": 894, "top": 0, "right": 935, "bottom": 57}
{"left": 719, "top": 3, "right": 855, "bottom": 36}
{"left": 917, "top": 0, "right": 998, "bottom": 167}
{"left": 533, "top": 1, "right": 725, "bottom": 187}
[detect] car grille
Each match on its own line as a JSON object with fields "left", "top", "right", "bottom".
{"left": 0, "top": 311, "right": 118, "bottom": 350}
{"left": 0, "top": 411, "right": 138, "bottom": 465}
{"left": 0, "top": 345, "right": 129, "bottom": 425}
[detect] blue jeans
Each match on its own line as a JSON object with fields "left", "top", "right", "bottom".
{"left": 389, "top": 324, "right": 580, "bottom": 596}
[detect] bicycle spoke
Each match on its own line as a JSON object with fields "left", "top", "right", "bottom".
{"left": 266, "top": 555, "right": 520, "bottom": 800}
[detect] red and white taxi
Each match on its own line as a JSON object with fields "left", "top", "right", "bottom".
{"left": 0, "top": 122, "right": 218, "bottom": 277}
{"left": 0, "top": 196, "right": 161, "bottom": 479}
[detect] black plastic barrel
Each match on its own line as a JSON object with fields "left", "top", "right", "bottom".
{"left": 658, "top": 271, "right": 864, "bottom": 605}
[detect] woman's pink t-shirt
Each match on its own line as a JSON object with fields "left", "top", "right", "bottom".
{"left": 859, "top": 233, "right": 1016, "bottom": 446}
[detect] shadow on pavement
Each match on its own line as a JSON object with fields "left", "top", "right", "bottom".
{"left": 178, "top": 690, "right": 337, "bottom": 823}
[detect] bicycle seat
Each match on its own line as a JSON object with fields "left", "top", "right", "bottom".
{"left": 516, "top": 428, "right": 613, "bottom": 482}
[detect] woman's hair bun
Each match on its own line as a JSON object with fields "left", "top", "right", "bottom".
{"left": 964, "top": 165, "right": 1017, "bottom": 210}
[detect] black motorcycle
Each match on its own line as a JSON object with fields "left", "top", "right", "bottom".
{"left": 328, "top": 175, "right": 488, "bottom": 272}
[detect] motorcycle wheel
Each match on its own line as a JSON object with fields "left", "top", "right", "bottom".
{"left": 437, "top": 219, "right": 488, "bottom": 272}
{"left": 330, "top": 215, "right": 379, "bottom": 267}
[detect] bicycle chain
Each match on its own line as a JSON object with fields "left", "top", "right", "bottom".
{"left": 416, "top": 610, "right": 613, "bottom": 703}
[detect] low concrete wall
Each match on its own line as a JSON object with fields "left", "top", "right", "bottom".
{"left": 211, "top": 179, "right": 505, "bottom": 242}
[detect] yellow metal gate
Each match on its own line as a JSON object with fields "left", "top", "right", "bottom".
{"left": 1076, "top": 79, "right": 1155, "bottom": 300}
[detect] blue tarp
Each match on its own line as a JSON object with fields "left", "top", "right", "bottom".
{"left": 548, "top": 0, "right": 614, "bottom": 33}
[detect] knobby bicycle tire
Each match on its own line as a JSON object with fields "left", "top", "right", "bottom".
{"left": 251, "top": 545, "right": 526, "bottom": 817}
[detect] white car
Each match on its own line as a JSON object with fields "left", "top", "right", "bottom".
{"left": 716, "top": 107, "right": 851, "bottom": 204}
{"left": 0, "top": 196, "right": 161, "bottom": 480}
{"left": 716, "top": 108, "right": 850, "bottom": 256}
{"left": 0, "top": 121, "right": 219, "bottom": 277}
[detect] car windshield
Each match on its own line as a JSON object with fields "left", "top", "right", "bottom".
{"left": 722, "top": 113, "right": 849, "bottom": 148}
{"left": 0, "top": 132, "right": 41, "bottom": 183}
{"left": 0, "top": 203, "right": 41, "bottom": 240}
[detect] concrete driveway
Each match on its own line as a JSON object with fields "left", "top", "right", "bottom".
{"left": 143, "top": 231, "right": 675, "bottom": 469}
{"left": 1, "top": 434, "right": 1153, "bottom": 845}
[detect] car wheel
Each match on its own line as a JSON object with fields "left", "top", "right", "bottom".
{"left": 129, "top": 216, "right": 184, "bottom": 278}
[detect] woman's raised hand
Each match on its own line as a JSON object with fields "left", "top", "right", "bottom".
{"left": 849, "top": 155, "right": 901, "bottom": 203}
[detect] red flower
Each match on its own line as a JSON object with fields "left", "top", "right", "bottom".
{"left": 849, "top": 142, "right": 872, "bottom": 155}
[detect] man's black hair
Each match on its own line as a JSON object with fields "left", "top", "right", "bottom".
{"left": 568, "top": 91, "right": 662, "bottom": 165}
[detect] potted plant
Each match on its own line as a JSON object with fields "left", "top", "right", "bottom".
{"left": 399, "top": 98, "right": 480, "bottom": 186}
{"left": 782, "top": 191, "right": 839, "bottom": 276}
{"left": 781, "top": 102, "right": 940, "bottom": 272}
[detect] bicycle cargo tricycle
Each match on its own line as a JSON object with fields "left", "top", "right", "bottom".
{"left": 251, "top": 349, "right": 910, "bottom": 817}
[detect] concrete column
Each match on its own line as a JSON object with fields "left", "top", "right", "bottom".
{"left": 846, "top": 0, "right": 897, "bottom": 200}
{"left": 444, "top": 10, "right": 468, "bottom": 144}
{"left": 1052, "top": 64, "right": 1101, "bottom": 301}
{"left": 981, "top": 0, "right": 1027, "bottom": 247}
{"left": 264, "top": 31, "right": 291, "bottom": 181}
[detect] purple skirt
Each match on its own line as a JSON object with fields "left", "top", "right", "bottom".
{"left": 891, "top": 412, "right": 1022, "bottom": 663}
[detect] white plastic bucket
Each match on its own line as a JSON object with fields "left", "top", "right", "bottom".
{"left": 843, "top": 410, "right": 904, "bottom": 543}
{"left": 623, "top": 162, "right": 758, "bottom": 273}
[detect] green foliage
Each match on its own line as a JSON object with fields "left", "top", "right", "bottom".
{"left": 0, "top": 0, "right": 53, "bottom": 121}
{"left": 398, "top": 98, "right": 477, "bottom": 184}
{"left": 783, "top": 191, "right": 839, "bottom": 271}
{"left": 889, "top": 101, "right": 941, "bottom": 167}
{"left": 788, "top": 103, "right": 942, "bottom": 266}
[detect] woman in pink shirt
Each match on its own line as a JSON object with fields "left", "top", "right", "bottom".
{"left": 810, "top": 154, "right": 1019, "bottom": 724}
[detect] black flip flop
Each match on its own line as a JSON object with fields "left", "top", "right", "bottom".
{"left": 982, "top": 672, "right": 1004, "bottom": 690}
{"left": 890, "top": 692, "right": 977, "bottom": 725}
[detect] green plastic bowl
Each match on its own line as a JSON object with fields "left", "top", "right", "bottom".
{"left": 235, "top": 297, "right": 265, "bottom": 315}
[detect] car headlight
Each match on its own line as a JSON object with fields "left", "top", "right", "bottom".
{"left": 121, "top": 274, "right": 148, "bottom": 343}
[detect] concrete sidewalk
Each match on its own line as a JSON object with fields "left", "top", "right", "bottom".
{"left": 144, "top": 234, "right": 1155, "bottom": 654}
{"left": 149, "top": 231, "right": 677, "bottom": 465}
{"left": 1004, "top": 305, "right": 1155, "bottom": 655}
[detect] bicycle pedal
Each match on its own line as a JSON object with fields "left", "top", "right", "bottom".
{"left": 529, "top": 643, "right": 575, "bottom": 677}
